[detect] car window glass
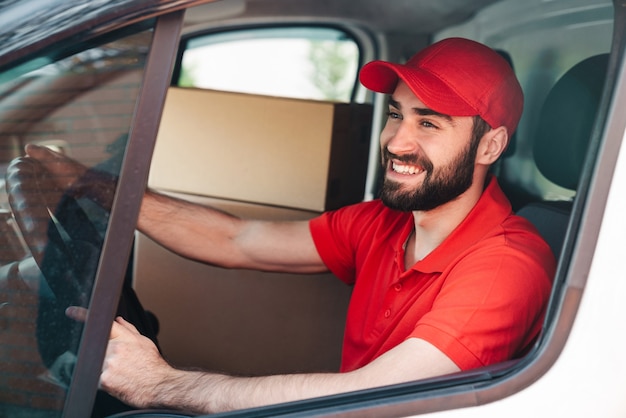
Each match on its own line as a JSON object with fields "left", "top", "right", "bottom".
{"left": 177, "top": 26, "right": 360, "bottom": 102}
{"left": 0, "top": 28, "right": 153, "bottom": 417}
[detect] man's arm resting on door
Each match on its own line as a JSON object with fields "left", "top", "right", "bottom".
{"left": 93, "top": 313, "right": 460, "bottom": 415}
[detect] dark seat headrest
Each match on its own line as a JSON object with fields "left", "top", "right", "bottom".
{"left": 534, "top": 54, "right": 609, "bottom": 191}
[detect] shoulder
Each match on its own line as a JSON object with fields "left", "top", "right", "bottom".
{"left": 309, "top": 199, "right": 412, "bottom": 260}
{"left": 312, "top": 199, "right": 408, "bottom": 230}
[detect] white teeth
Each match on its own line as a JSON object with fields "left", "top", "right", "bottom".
{"left": 392, "top": 162, "right": 422, "bottom": 175}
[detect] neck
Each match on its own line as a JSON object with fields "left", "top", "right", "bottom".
{"left": 404, "top": 174, "right": 489, "bottom": 268}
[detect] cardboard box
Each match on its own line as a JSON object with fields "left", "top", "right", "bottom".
{"left": 149, "top": 87, "right": 372, "bottom": 211}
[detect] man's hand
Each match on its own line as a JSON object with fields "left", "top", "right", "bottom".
{"left": 66, "top": 306, "right": 174, "bottom": 409}
{"left": 25, "top": 144, "right": 118, "bottom": 210}
{"left": 102, "top": 316, "right": 173, "bottom": 408}
{"left": 25, "top": 144, "right": 87, "bottom": 191}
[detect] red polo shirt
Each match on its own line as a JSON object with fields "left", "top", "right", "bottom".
{"left": 309, "top": 177, "right": 555, "bottom": 372}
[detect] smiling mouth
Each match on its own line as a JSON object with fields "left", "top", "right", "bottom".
{"left": 392, "top": 162, "right": 424, "bottom": 175}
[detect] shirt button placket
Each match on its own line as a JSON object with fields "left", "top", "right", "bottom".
{"left": 382, "top": 282, "right": 402, "bottom": 320}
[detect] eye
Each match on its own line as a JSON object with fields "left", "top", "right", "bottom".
{"left": 386, "top": 111, "right": 402, "bottom": 120}
{"left": 420, "top": 119, "right": 438, "bottom": 129}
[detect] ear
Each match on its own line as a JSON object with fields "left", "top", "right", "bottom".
{"left": 476, "top": 126, "right": 509, "bottom": 165}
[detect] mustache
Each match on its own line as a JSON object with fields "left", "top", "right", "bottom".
{"left": 382, "top": 148, "right": 433, "bottom": 171}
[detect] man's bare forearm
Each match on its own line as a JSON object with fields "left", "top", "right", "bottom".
{"left": 96, "top": 317, "right": 460, "bottom": 415}
{"left": 150, "top": 368, "right": 357, "bottom": 414}
{"left": 148, "top": 338, "right": 460, "bottom": 413}
{"left": 137, "top": 190, "right": 327, "bottom": 273}
{"left": 99, "top": 316, "right": 360, "bottom": 413}
{"left": 137, "top": 190, "right": 246, "bottom": 267}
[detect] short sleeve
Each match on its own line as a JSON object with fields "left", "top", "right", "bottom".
{"left": 309, "top": 200, "right": 399, "bottom": 285}
{"left": 309, "top": 208, "right": 357, "bottom": 283}
{"left": 411, "top": 235, "right": 554, "bottom": 370}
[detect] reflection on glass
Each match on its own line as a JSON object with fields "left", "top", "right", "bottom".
{"left": 0, "top": 29, "right": 152, "bottom": 417}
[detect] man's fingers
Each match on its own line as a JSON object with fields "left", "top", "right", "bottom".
{"left": 24, "top": 143, "right": 45, "bottom": 157}
{"left": 65, "top": 306, "right": 88, "bottom": 322}
{"left": 65, "top": 306, "right": 140, "bottom": 340}
{"left": 24, "top": 143, "right": 88, "bottom": 192}
{"left": 25, "top": 143, "right": 61, "bottom": 161}
{"left": 114, "top": 316, "right": 142, "bottom": 336}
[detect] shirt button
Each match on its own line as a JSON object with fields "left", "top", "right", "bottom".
{"left": 394, "top": 284, "right": 402, "bottom": 291}
{"left": 384, "top": 309, "right": 391, "bottom": 318}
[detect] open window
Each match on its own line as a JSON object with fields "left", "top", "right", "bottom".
{"left": 174, "top": 26, "right": 361, "bottom": 102}
{"left": 135, "top": 25, "right": 372, "bottom": 380}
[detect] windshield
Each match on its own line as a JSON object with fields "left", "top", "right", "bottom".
{"left": 0, "top": 28, "right": 152, "bottom": 417}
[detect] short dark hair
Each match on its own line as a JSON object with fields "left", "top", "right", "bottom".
{"left": 471, "top": 115, "right": 491, "bottom": 146}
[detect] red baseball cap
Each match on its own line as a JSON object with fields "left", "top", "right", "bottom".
{"left": 359, "top": 37, "right": 524, "bottom": 135}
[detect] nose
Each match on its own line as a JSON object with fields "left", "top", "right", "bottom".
{"left": 382, "top": 119, "right": 418, "bottom": 156}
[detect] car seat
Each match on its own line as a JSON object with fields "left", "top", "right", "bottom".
{"left": 517, "top": 54, "right": 609, "bottom": 257}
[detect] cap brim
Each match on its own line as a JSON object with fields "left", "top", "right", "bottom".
{"left": 359, "top": 60, "right": 478, "bottom": 117}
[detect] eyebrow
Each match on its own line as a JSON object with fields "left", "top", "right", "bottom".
{"left": 388, "top": 97, "right": 454, "bottom": 123}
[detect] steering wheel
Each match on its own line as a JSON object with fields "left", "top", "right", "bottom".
{"left": 5, "top": 156, "right": 105, "bottom": 305}
{"left": 5, "top": 156, "right": 105, "bottom": 369}
{"left": 5, "top": 155, "right": 160, "bottom": 415}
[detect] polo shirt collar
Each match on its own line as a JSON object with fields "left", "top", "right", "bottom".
{"left": 406, "top": 176, "right": 512, "bottom": 273}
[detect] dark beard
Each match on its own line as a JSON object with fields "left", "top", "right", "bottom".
{"left": 380, "top": 138, "right": 479, "bottom": 212}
